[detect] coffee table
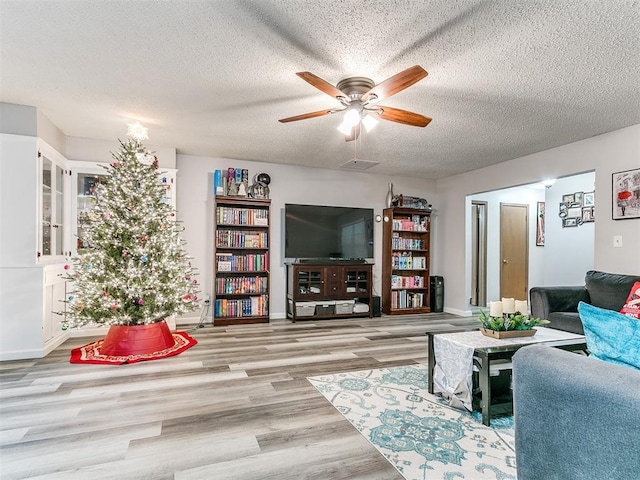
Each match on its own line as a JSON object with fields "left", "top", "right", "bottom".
{"left": 426, "top": 327, "right": 587, "bottom": 426}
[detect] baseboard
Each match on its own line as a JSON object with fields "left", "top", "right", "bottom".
{"left": 443, "top": 307, "right": 474, "bottom": 317}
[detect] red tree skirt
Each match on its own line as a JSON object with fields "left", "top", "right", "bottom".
{"left": 70, "top": 331, "right": 197, "bottom": 365}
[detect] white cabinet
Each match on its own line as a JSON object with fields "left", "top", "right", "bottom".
{"left": 43, "top": 264, "right": 68, "bottom": 344}
{"left": 0, "top": 134, "right": 71, "bottom": 360}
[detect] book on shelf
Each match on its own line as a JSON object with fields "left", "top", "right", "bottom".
{"left": 216, "top": 206, "right": 269, "bottom": 226}
{"left": 215, "top": 294, "right": 268, "bottom": 317}
{"left": 216, "top": 230, "right": 268, "bottom": 248}
{"left": 391, "top": 290, "right": 425, "bottom": 309}
{"left": 215, "top": 252, "right": 268, "bottom": 272}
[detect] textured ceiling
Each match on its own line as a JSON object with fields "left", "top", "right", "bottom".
{"left": 1, "top": 0, "right": 639, "bottom": 179}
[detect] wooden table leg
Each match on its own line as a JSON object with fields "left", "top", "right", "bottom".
{"left": 478, "top": 352, "right": 492, "bottom": 426}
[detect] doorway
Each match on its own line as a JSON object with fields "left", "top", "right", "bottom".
{"left": 471, "top": 201, "right": 487, "bottom": 306}
{"left": 500, "top": 203, "right": 528, "bottom": 300}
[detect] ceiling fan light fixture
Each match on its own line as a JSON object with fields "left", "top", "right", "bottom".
{"left": 362, "top": 114, "right": 378, "bottom": 132}
{"left": 344, "top": 108, "right": 361, "bottom": 128}
{"left": 337, "top": 120, "right": 354, "bottom": 136}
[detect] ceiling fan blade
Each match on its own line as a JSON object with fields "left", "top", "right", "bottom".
{"left": 279, "top": 108, "right": 340, "bottom": 123}
{"left": 375, "top": 106, "right": 432, "bottom": 127}
{"left": 345, "top": 124, "right": 361, "bottom": 142}
{"left": 296, "top": 72, "right": 348, "bottom": 100}
{"left": 361, "top": 65, "right": 428, "bottom": 104}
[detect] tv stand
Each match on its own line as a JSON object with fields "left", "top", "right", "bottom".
{"left": 286, "top": 262, "right": 373, "bottom": 322}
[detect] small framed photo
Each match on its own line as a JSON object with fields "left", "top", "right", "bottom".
{"left": 574, "top": 191, "right": 584, "bottom": 206}
{"left": 562, "top": 193, "right": 575, "bottom": 204}
{"left": 558, "top": 203, "right": 568, "bottom": 218}
{"left": 582, "top": 207, "right": 594, "bottom": 222}
{"left": 583, "top": 191, "right": 595, "bottom": 207}
{"left": 612, "top": 168, "right": 640, "bottom": 220}
{"left": 563, "top": 217, "right": 578, "bottom": 227}
{"left": 567, "top": 207, "right": 582, "bottom": 218}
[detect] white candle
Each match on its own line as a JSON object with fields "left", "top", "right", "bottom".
{"left": 515, "top": 300, "right": 528, "bottom": 314}
{"left": 489, "top": 301, "right": 503, "bottom": 317}
{"left": 502, "top": 297, "right": 516, "bottom": 314}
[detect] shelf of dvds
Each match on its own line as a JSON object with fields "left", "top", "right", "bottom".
{"left": 213, "top": 196, "right": 270, "bottom": 325}
{"left": 382, "top": 207, "right": 431, "bottom": 315}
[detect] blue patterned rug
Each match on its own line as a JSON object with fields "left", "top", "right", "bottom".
{"left": 307, "top": 364, "right": 516, "bottom": 480}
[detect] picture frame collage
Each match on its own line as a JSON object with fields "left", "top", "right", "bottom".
{"left": 558, "top": 190, "right": 595, "bottom": 227}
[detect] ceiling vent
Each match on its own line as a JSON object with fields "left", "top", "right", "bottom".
{"left": 340, "top": 158, "right": 379, "bottom": 170}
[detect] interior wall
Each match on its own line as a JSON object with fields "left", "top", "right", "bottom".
{"left": 468, "top": 186, "right": 546, "bottom": 307}
{"left": 543, "top": 172, "right": 596, "bottom": 285}
{"left": 436, "top": 124, "right": 640, "bottom": 316}
{"left": 175, "top": 155, "right": 437, "bottom": 320}
{"left": 0, "top": 102, "right": 66, "bottom": 155}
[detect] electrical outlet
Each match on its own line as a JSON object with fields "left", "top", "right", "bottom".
{"left": 613, "top": 235, "right": 623, "bottom": 248}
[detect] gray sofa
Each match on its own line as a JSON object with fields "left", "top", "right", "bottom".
{"left": 529, "top": 270, "right": 640, "bottom": 334}
{"left": 513, "top": 344, "right": 640, "bottom": 480}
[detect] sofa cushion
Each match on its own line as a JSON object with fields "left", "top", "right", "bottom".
{"left": 547, "top": 311, "right": 583, "bottom": 334}
{"left": 578, "top": 301, "right": 640, "bottom": 370}
{"left": 585, "top": 270, "right": 640, "bottom": 311}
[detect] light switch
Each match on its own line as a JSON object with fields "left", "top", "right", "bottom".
{"left": 613, "top": 235, "right": 623, "bottom": 248}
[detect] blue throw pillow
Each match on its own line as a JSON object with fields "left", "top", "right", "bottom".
{"left": 578, "top": 301, "right": 640, "bottom": 370}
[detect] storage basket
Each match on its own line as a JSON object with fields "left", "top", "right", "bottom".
{"left": 290, "top": 300, "right": 316, "bottom": 317}
{"left": 335, "top": 300, "right": 355, "bottom": 314}
{"left": 315, "top": 301, "right": 336, "bottom": 316}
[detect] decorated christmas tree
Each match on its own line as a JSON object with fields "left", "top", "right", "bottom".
{"left": 65, "top": 132, "right": 199, "bottom": 327}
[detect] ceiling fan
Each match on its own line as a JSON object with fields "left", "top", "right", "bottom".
{"left": 279, "top": 65, "right": 432, "bottom": 141}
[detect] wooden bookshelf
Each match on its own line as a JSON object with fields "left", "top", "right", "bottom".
{"left": 213, "top": 196, "right": 270, "bottom": 325}
{"left": 381, "top": 207, "right": 431, "bottom": 315}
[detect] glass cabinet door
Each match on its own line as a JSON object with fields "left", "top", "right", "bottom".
{"left": 39, "top": 148, "right": 68, "bottom": 260}
{"left": 41, "top": 156, "right": 52, "bottom": 256}
{"left": 76, "top": 172, "right": 106, "bottom": 252}
{"left": 54, "top": 163, "right": 65, "bottom": 256}
{"left": 345, "top": 268, "right": 370, "bottom": 294}
{"left": 296, "top": 268, "right": 325, "bottom": 298}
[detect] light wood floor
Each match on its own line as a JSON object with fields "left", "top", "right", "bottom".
{"left": 1, "top": 313, "right": 478, "bottom": 480}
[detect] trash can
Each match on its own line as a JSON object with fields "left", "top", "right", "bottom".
{"left": 430, "top": 276, "right": 444, "bottom": 313}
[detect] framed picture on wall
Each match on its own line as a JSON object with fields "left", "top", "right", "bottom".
{"left": 563, "top": 217, "right": 578, "bottom": 227}
{"left": 612, "top": 168, "right": 640, "bottom": 220}
{"left": 536, "top": 201, "right": 545, "bottom": 246}
{"left": 583, "top": 191, "right": 595, "bottom": 207}
{"left": 574, "top": 191, "right": 584, "bottom": 206}
{"left": 567, "top": 207, "right": 582, "bottom": 218}
{"left": 559, "top": 203, "right": 568, "bottom": 218}
{"left": 582, "top": 207, "right": 595, "bottom": 222}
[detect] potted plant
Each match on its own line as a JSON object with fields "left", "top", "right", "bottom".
{"left": 63, "top": 133, "right": 199, "bottom": 356}
{"left": 478, "top": 309, "right": 550, "bottom": 339}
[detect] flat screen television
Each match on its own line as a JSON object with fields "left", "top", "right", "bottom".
{"left": 284, "top": 203, "right": 374, "bottom": 262}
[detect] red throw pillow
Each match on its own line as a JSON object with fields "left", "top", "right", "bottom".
{"left": 620, "top": 281, "right": 640, "bottom": 319}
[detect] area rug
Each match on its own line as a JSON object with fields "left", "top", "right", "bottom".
{"left": 69, "top": 331, "right": 197, "bottom": 364}
{"left": 307, "top": 364, "right": 516, "bottom": 480}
